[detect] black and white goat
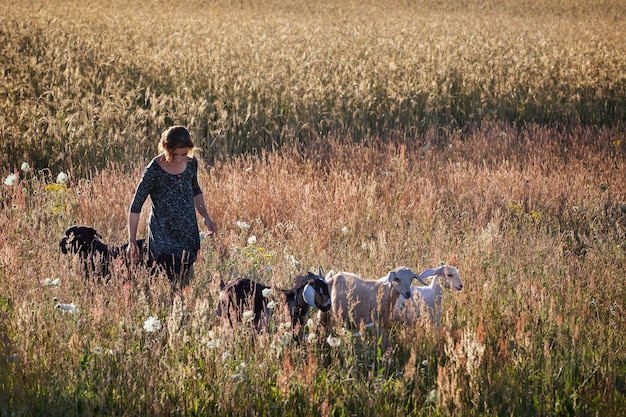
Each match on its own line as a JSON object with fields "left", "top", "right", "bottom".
{"left": 216, "top": 268, "right": 331, "bottom": 336}
{"left": 59, "top": 225, "right": 148, "bottom": 280}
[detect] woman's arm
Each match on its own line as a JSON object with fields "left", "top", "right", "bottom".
{"left": 194, "top": 193, "right": 216, "bottom": 236}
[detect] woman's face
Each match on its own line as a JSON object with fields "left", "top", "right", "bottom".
{"left": 167, "top": 147, "right": 190, "bottom": 163}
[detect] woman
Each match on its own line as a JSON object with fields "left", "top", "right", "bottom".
{"left": 127, "top": 126, "right": 216, "bottom": 288}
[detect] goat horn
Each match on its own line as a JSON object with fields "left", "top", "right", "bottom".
{"left": 416, "top": 268, "right": 437, "bottom": 285}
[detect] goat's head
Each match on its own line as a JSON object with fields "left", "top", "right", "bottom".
{"left": 387, "top": 266, "right": 425, "bottom": 298}
{"left": 301, "top": 267, "right": 331, "bottom": 312}
{"left": 418, "top": 265, "right": 463, "bottom": 291}
{"left": 59, "top": 226, "right": 103, "bottom": 255}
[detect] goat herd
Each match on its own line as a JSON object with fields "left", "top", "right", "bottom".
{"left": 59, "top": 226, "right": 464, "bottom": 343}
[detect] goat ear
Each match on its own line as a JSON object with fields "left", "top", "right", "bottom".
{"left": 388, "top": 271, "right": 397, "bottom": 285}
{"left": 302, "top": 284, "right": 317, "bottom": 307}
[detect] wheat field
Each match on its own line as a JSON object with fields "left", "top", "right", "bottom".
{"left": 1, "top": 0, "right": 626, "bottom": 416}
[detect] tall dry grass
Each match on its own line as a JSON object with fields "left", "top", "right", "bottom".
{"left": 1, "top": 123, "right": 626, "bottom": 416}
{"left": 1, "top": 0, "right": 625, "bottom": 175}
{"left": 2, "top": 0, "right": 626, "bottom": 415}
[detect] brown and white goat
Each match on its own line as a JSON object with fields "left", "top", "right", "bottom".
{"left": 216, "top": 269, "right": 331, "bottom": 336}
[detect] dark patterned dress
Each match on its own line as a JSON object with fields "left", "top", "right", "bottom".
{"left": 130, "top": 156, "right": 202, "bottom": 266}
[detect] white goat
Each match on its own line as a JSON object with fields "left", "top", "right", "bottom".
{"left": 394, "top": 265, "right": 463, "bottom": 326}
{"left": 319, "top": 266, "right": 428, "bottom": 344}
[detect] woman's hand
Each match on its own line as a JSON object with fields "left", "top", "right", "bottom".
{"left": 127, "top": 240, "right": 140, "bottom": 264}
{"left": 204, "top": 217, "right": 216, "bottom": 237}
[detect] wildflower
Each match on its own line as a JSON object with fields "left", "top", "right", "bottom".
{"left": 266, "top": 300, "right": 277, "bottom": 310}
{"left": 21, "top": 162, "right": 31, "bottom": 172}
{"left": 306, "top": 318, "right": 315, "bottom": 329}
{"left": 427, "top": 389, "right": 440, "bottom": 404}
{"left": 199, "top": 232, "right": 207, "bottom": 241}
{"left": 341, "top": 226, "right": 349, "bottom": 234}
{"left": 92, "top": 347, "right": 104, "bottom": 355}
{"left": 222, "top": 351, "right": 232, "bottom": 362}
{"left": 262, "top": 288, "right": 273, "bottom": 298}
{"left": 143, "top": 316, "right": 161, "bottom": 333}
{"left": 232, "top": 373, "right": 245, "bottom": 381}
{"left": 56, "top": 172, "right": 68, "bottom": 184}
{"left": 43, "top": 277, "right": 61, "bottom": 287}
{"left": 236, "top": 221, "right": 251, "bottom": 229}
{"left": 237, "top": 362, "right": 248, "bottom": 372}
{"left": 307, "top": 333, "right": 317, "bottom": 342}
{"left": 56, "top": 302, "right": 77, "bottom": 314}
{"left": 4, "top": 173, "right": 17, "bottom": 186}
{"left": 278, "top": 335, "right": 291, "bottom": 346}
{"left": 279, "top": 322, "right": 292, "bottom": 331}
{"left": 44, "top": 183, "right": 67, "bottom": 193}
{"left": 326, "top": 336, "right": 341, "bottom": 347}
{"left": 287, "top": 254, "right": 300, "bottom": 267}
{"left": 247, "top": 235, "right": 257, "bottom": 245}
{"left": 208, "top": 339, "right": 221, "bottom": 348}
{"left": 243, "top": 310, "right": 255, "bottom": 322}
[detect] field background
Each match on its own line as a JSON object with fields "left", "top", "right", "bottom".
{"left": 1, "top": 0, "right": 625, "bottom": 416}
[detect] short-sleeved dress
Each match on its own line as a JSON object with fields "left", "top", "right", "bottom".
{"left": 130, "top": 156, "right": 202, "bottom": 264}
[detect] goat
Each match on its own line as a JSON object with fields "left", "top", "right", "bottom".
{"left": 394, "top": 265, "right": 463, "bottom": 326}
{"left": 319, "top": 266, "right": 429, "bottom": 345}
{"left": 216, "top": 268, "right": 331, "bottom": 337}
{"left": 59, "top": 225, "right": 149, "bottom": 280}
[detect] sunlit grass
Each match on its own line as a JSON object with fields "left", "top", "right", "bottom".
{"left": 2, "top": 124, "right": 626, "bottom": 415}
{"left": 1, "top": 0, "right": 625, "bottom": 175}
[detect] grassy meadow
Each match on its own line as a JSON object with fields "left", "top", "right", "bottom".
{"left": 1, "top": 0, "right": 626, "bottom": 416}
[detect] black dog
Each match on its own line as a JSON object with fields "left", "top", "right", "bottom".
{"left": 59, "top": 225, "right": 149, "bottom": 280}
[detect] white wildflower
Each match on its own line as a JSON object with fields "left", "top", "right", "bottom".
{"left": 247, "top": 235, "right": 257, "bottom": 245}
{"left": 326, "top": 336, "right": 341, "bottom": 348}
{"left": 243, "top": 310, "right": 255, "bottom": 322}
{"left": 262, "top": 288, "right": 273, "bottom": 298}
{"left": 286, "top": 254, "right": 300, "bottom": 267}
{"left": 56, "top": 172, "right": 68, "bottom": 184}
{"left": 222, "top": 351, "right": 232, "bottom": 362}
{"left": 279, "top": 322, "right": 292, "bottom": 331}
{"left": 341, "top": 226, "right": 349, "bottom": 234}
{"left": 236, "top": 221, "right": 251, "bottom": 230}
{"left": 307, "top": 333, "right": 317, "bottom": 342}
{"left": 56, "top": 302, "right": 77, "bottom": 314}
{"left": 307, "top": 318, "right": 315, "bottom": 329}
{"left": 4, "top": 173, "right": 17, "bottom": 186}
{"left": 143, "top": 316, "right": 161, "bottom": 333}
{"left": 43, "top": 277, "right": 61, "bottom": 287}
{"left": 208, "top": 339, "right": 221, "bottom": 349}
{"left": 21, "top": 162, "right": 31, "bottom": 172}
{"left": 266, "top": 300, "right": 277, "bottom": 310}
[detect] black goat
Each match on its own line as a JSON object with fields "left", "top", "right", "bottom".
{"left": 59, "top": 225, "right": 149, "bottom": 280}
{"left": 216, "top": 268, "right": 331, "bottom": 335}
